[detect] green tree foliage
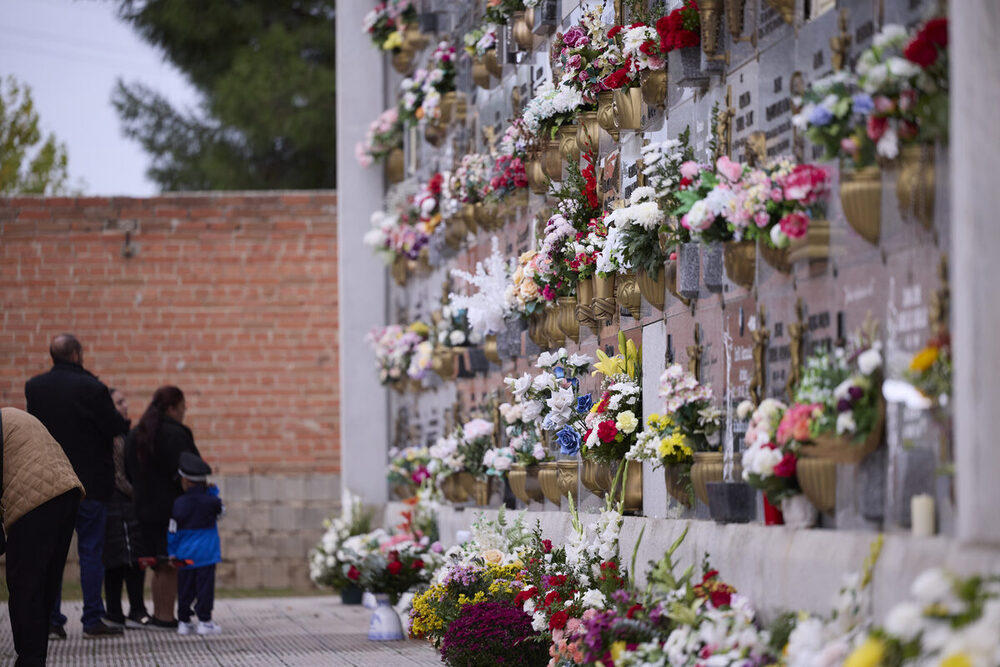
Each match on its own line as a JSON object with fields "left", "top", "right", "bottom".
{"left": 0, "top": 76, "right": 71, "bottom": 195}
{"left": 112, "top": 0, "right": 336, "bottom": 191}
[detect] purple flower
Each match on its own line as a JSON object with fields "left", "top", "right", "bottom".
{"left": 848, "top": 385, "right": 864, "bottom": 401}
{"left": 562, "top": 27, "right": 586, "bottom": 47}
{"left": 807, "top": 104, "right": 834, "bottom": 126}
{"left": 440, "top": 601, "right": 547, "bottom": 666}
{"left": 852, "top": 93, "right": 874, "bottom": 115}
{"left": 837, "top": 398, "right": 852, "bottom": 413}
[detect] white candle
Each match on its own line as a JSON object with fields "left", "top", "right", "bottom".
{"left": 911, "top": 494, "right": 936, "bottom": 537}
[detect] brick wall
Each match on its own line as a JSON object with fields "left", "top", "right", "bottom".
{"left": 0, "top": 191, "right": 340, "bottom": 589}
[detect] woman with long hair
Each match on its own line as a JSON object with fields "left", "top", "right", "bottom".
{"left": 124, "top": 386, "right": 199, "bottom": 629}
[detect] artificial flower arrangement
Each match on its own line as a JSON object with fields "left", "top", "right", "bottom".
{"left": 503, "top": 348, "right": 593, "bottom": 459}
{"left": 362, "top": 205, "right": 431, "bottom": 265}
{"left": 308, "top": 494, "right": 375, "bottom": 592}
{"left": 505, "top": 250, "right": 547, "bottom": 318}
{"left": 903, "top": 329, "right": 952, "bottom": 415}
{"left": 419, "top": 42, "right": 458, "bottom": 123}
{"left": 462, "top": 26, "right": 497, "bottom": 57}
{"left": 737, "top": 398, "right": 802, "bottom": 506}
{"left": 362, "top": 0, "right": 417, "bottom": 52}
{"left": 448, "top": 238, "right": 512, "bottom": 338}
{"left": 398, "top": 68, "right": 429, "bottom": 125}
{"left": 428, "top": 431, "right": 464, "bottom": 477}
{"left": 792, "top": 71, "right": 879, "bottom": 168}
{"left": 554, "top": 8, "right": 628, "bottom": 101}
{"left": 365, "top": 322, "right": 433, "bottom": 386}
{"left": 452, "top": 153, "right": 493, "bottom": 205}
{"left": 673, "top": 154, "right": 830, "bottom": 250}
{"left": 580, "top": 333, "right": 643, "bottom": 465}
{"left": 335, "top": 524, "right": 443, "bottom": 605}
{"left": 433, "top": 300, "right": 480, "bottom": 348}
{"left": 498, "top": 399, "right": 549, "bottom": 466}
{"left": 414, "top": 171, "right": 446, "bottom": 232}
{"left": 521, "top": 80, "right": 585, "bottom": 140}
{"left": 387, "top": 445, "right": 433, "bottom": 492}
{"left": 483, "top": 119, "right": 532, "bottom": 202}
{"left": 355, "top": 107, "right": 403, "bottom": 168}
{"left": 483, "top": 0, "right": 526, "bottom": 25}
{"left": 458, "top": 418, "right": 497, "bottom": 480}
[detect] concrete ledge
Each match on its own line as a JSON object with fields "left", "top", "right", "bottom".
{"left": 389, "top": 504, "right": 1000, "bottom": 621}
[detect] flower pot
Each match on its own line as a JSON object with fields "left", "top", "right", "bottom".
{"left": 596, "top": 90, "right": 619, "bottom": 141}
{"left": 556, "top": 296, "right": 580, "bottom": 343}
{"left": 759, "top": 243, "right": 792, "bottom": 274}
{"left": 424, "top": 120, "right": 446, "bottom": 147}
{"left": 616, "top": 271, "right": 642, "bottom": 319}
{"left": 471, "top": 56, "right": 491, "bottom": 89}
{"left": 896, "top": 144, "right": 935, "bottom": 230}
{"left": 512, "top": 11, "right": 535, "bottom": 51}
{"left": 385, "top": 147, "right": 405, "bottom": 184}
{"left": 612, "top": 86, "right": 643, "bottom": 131}
{"left": 576, "top": 277, "right": 597, "bottom": 327}
{"left": 509, "top": 187, "right": 529, "bottom": 209}
{"left": 392, "top": 482, "right": 417, "bottom": 500}
{"left": 796, "top": 458, "right": 836, "bottom": 513}
{"left": 576, "top": 109, "right": 600, "bottom": 154}
{"left": 637, "top": 267, "right": 666, "bottom": 311}
{"left": 442, "top": 473, "right": 469, "bottom": 503}
{"left": 618, "top": 460, "right": 643, "bottom": 514}
{"left": 787, "top": 218, "right": 830, "bottom": 264}
{"left": 431, "top": 345, "right": 457, "bottom": 380}
{"left": 340, "top": 583, "right": 364, "bottom": 605}
{"left": 474, "top": 201, "right": 497, "bottom": 229}
{"left": 781, "top": 493, "right": 819, "bottom": 528}
{"left": 483, "top": 335, "right": 501, "bottom": 364}
{"left": 690, "top": 452, "right": 741, "bottom": 507}
{"left": 526, "top": 159, "right": 549, "bottom": 194}
{"left": 839, "top": 166, "right": 881, "bottom": 245}
{"left": 403, "top": 29, "right": 429, "bottom": 53}
{"left": 723, "top": 241, "right": 756, "bottom": 289}
{"left": 527, "top": 313, "right": 546, "bottom": 349}
{"left": 444, "top": 214, "right": 467, "bottom": 249}
{"left": 461, "top": 203, "right": 478, "bottom": 233}
{"left": 699, "top": 0, "right": 723, "bottom": 55}
{"left": 483, "top": 48, "right": 502, "bottom": 77}
{"left": 544, "top": 307, "right": 564, "bottom": 347}
{"left": 706, "top": 481, "right": 755, "bottom": 523}
{"left": 439, "top": 91, "right": 466, "bottom": 125}
{"left": 556, "top": 460, "right": 579, "bottom": 501}
{"left": 509, "top": 464, "right": 544, "bottom": 503}
{"left": 801, "top": 397, "right": 885, "bottom": 464}
{"left": 391, "top": 48, "right": 416, "bottom": 75}
{"left": 581, "top": 459, "right": 607, "bottom": 498}
{"left": 558, "top": 124, "right": 580, "bottom": 164}
{"left": 538, "top": 461, "right": 562, "bottom": 504}
{"left": 391, "top": 255, "right": 409, "bottom": 287}
{"left": 368, "top": 593, "right": 405, "bottom": 641}
{"left": 542, "top": 138, "right": 563, "bottom": 180}
{"left": 726, "top": 0, "right": 747, "bottom": 39}
{"left": 762, "top": 494, "right": 784, "bottom": 525}
{"left": 639, "top": 69, "right": 667, "bottom": 108}
{"left": 663, "top": 464, "right": 693, "bottom": 507}
{"left": 592, "top": 273, "right": 617, "bottom": 320}
{"left": 764, "top": 0, "right": 795, "bottom": 24}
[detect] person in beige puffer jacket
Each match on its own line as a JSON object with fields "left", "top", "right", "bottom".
{"left": 2, "top": 407, "right": 84, "bottom": 667}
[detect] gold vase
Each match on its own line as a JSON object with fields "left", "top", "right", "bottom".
{"left": 385, "top": 147, "right": 405, "bottom": 184}
{"left": 759, "top": 244, "right": 792, "bottom": 274}
{"left": 391, "top": 255, "right": 409, "bottom": 287}
{"left": 431, "top": 345, "right": 456, "bottom": 380}
{"left": 527, "top": 158, "right": 549, "bottom": 194}
{"left": 576, "top": 109, "right": 600, "bottom": 154}
{"left": 544, "top": 307, "right": 565, "bottom": 347}
{"left": 617, "top": 271, "right": 641, "bottom": 319}
{"left": 636, "top": 268, "right": 666, "bottom": 311}
{"left": 558, "top": 124, "right": 580, "bottom": 164}
{"left": 726, "top": 0, "right": 747, "bottom": 39}
{"left": 444, "top": 213, "right": 467, "bottom": 249}
{"left": 723, "top": 241, "right": 756, "bottom": 289}
{"left": 612, "top": 87, "right": 643, "bottom": 131}
{"left": 509, "top": 187, "right": 529, "bottom": 209}
{"left": 512, "top": 10, "right": 535, "bottom": 51}
{"left": 575, "top": 277, "right": 597, "bottom": 327}
{"left": 509, "top": 464, "right": 545, "bottom": 503}
{"left": 527, "top": 313, "right": 546, "bottom": 349}
{"left": 639, "top": 69, "right": 668, "bottom": 108}
{"left": 391, "top": 47, "right": 416, "bottom": 75}
{"left": 597, "top": 90, "right": 619, "bottom": 141}
{"left": 690, "top": 452, "right": 723, "bottom": 506}
{"left": 474, "top": 201, "right": 498, "bottom": 230}
{"left": 764, "top": 0, "right": 795, "bottom": 24}
{"left": 424, "top": 120, "right": 446, "bottom": 147}
{"left": 896, "top": 144, "right": 935, "bottom": 230}
{"left": 483, "top": 48, "right": 503, "bottom": 77}
{"left": 543, "top": 138, "right": 563, "bottom": 179}
{"left": 538, "top": 461, "right": 562, "bottom": 504}
{"left": 462, "top": 203, "right": 478, "bottom": 233}
{"left": 664, "top": 464, "right": 693, "bottom": 507}
{"left": 787, "top": 219, "right": 830, "bottom": 264}
{"left": 556, "top": 296, "right": 580, "bottom": 344}
{"left": 592, "top": 273, "right": 617, "bottom": 320}
{"left": 840, "top": 166, "right": 881, "bottom": 245}
{"left": 797, "top": 458, "right": 836, "bottom": 512}
{"left": 471, "top": 56, "right": 491, "bottom": 89}
{"left": 442, "top": 473, "right": 469, "bottom": 503}
{"left": 619, "top": 460, "right": 643, "bottom": 514}
{"left": 471, "top": 477, "right": 493, "bottom": 506}
{"left": 483, "top": 335, "right": 500, "bottom": 363}
{"left": 581, "top": 459, "right": 606, "bottom": 498}
{"left": 556, "top": 460, "right": 579, "bottom": 501}
{"left": 440, "top": 91, "right": 466, "bottom": 125}
{"left": 402, "top": 29, "right": 429, "bottom": 53}
{"left": 700, "top": 0, "right": 723, "bottom": 55}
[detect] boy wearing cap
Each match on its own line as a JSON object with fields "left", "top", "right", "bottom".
{"left": 168, "top": 451, "right": 223, "bottom": 636}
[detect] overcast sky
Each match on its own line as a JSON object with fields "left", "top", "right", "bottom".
{"left": 0, "top": 0, "right": 200, "bottom": 195}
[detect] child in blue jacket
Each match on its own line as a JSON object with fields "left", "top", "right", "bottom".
{"left": 168, "top": 451, "right": 223, "bottom": 636}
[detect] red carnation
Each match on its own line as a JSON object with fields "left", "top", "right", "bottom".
{"left": 549, "top": 574, "right": 567, "bottom": 587}
{"left": 544, "top": 590, "right": 562, "bottom": 608}
{"left": 655, "top": 15, "right": 671, "bottom": 37}
{"left": 412, "top": 559, "right": 425, "bottom": 570}
{"left": 597, "top": 420, "right": 618, "bottom": 443}
{"left": 671, "top": 29, "right": 700, "bottom": 49}
{"left": 514, "top": 587, "right": 539, "bottom": 605}
{"left": 542, "top": 539, "right": 553, "bottom": 553}
{"left": 549, "top": 610, "right": 569, "bottom": 630}
{"left": 921, "top": 17, "right": 948, "bottom": 48}
{"left": 709, "top": 590, "right": 733, "bottom": 608}
{"left": 626, "top": 603, "right": 644, "bottom": 619}
{"left": 387, "top": 560, "right": 403, "bottom": 575}
{"left": 904, "top": 35, "right": 938, "bottom": 68}
{"left": 347, "top": 565, "right": 360, "bottom": 581}
{"left": 773, "top": 452, "right": 797, "bottom": 478}
{"left": 607, "top": 25, "right": 624, "bottom": 39}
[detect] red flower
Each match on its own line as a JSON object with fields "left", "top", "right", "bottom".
{"left": 387, "top": 561, "right": 403, "bottom": 575}
{"left": 898, "top": 119, "right": 919, "bottom": 141}
{"left": 773, "top": 452, "right": 797, "bottom": 478}
{"left": 542, "top": 539, "right": 553, "bottom": 553}
{"left": 411, "top": 559, "right": 425, "bottom": 570}
{"left": 347, "top": 565, "right": 360, "bottom": 581}
{"left": 428, "top": 172, "right": 444, "bottom": 195}
{"left": 600, "top": 561, "right": 617, "bottom": 571}
{"left": 779, "top": 212, "right": 809, "bottom": 239}
{"left": 702, "top": 570, "right": 719, "bottom": 582}
{"left": 549, "top": 610, "right": 569, "bottom": 630}
{"left": 548, "top": 574, "right": 567, "bottom": 587}
{"left": 603, "top": 59, "right": 634, "bottom": 90}
{"left": 866, "top": 115, "right": 888, "bottom": 142}
{"left": 544, "top": 590, "right": 562, "bottom": 608}
{"left": 626, "top": 603, "right": 644, "bottom": 619}
{"left": 904, "top": 35, "right": 938, "bottom": 68}
{"left": 709, "top": 590, "right": 733, "bottom": 608}
{"left": 921, "top": 17, "right": 948, "bottom": 48}
{"left": 515, "top": 587, "right": 539, "bottom": 605}
{"left": 607, "top": 25, "right": 624, "bottom": 39}
{"left": 597, "top": 420, "right": 618, "bottom": 443}
{"left": 670, "top": 29, "right": 700, "bottom": 49}
{"left": 639, "top": 40, "right": 658, "bottom": 56}
{"left": 655, "top": 15, "right": 672, "bottom": 38}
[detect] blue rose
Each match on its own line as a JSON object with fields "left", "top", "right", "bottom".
{"left": 553, "top": 366, "right": 566, "bottom": 379}
{"left": 807, "top": 104, "right": 834, "bottom": 127}
{"left": 576, "top": 393, "right": 593, "bottom": 414}
{"left": 556, "top": 425, "right": 581, "bottom": 456}
{"left": 851, "top": 93, "right": 874, "bottom": 115}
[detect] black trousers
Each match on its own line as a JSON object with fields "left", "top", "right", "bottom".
{"left": 177, "top": 564, "right": 215, "bottom": 623}
{"left": 5, "top": 489, "right": 81, "bottom": 667}
{"left": 103, "top": 566, "right": 147, "bottom": 620}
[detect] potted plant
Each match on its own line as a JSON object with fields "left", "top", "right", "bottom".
{"left": 387, "top": 445, "right": 433, "bottom": 499}
{"left": 308, "top": 496, "right": 376, "bottom": 604}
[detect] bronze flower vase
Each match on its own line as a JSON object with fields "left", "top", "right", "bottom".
{"left": 690, "top": 452, "right": 723, "bottom": 506}
{"left": 471, "top": 56, "right": 491, "bottom": 89}
{"left": 542, "top": 138, "right": 563, "bottom": 180}
{"left": 896, "top": 144, "right": 935, "bottom": 230}
{"left": 759, "top": 243, "right": 792, "bottom": 274}
{"left": 509, "top": 464, "right": 545, "bottom": 503}
{"left": 581, "top": 459, "right": 606, "bottom": 498}
{"left": 664, "top": 464, "right": 693, "bottom": 507}
{"left": 556, "top": 296, "right": 581, "bottom": 344}
{"left": 839, "top": 166, "right": 882, "bottom": 245}
{"left": 526, "top": 158, "right": 550, "bottom": 195}
{"left": 575, "top": 277, "right": 598, "bottom": 329}
{"left": 512, "top": 10, "right": 535, "bottom": 51}
{"left": 639, "top": 69, "right": 668, "bottom": 108}
{"left": 616, "top": 271, "right": 642, "bottom": 319}
{"left": 764, "top": 0, "right": 796, "bottom": 25}
{"left": 597, "top": 90, "right": 619, "bottom": 141}
{"left": 787, "top": 219, "right": 831, "bottom": 264}
{"left": 558, "top": 124, "right": 580, "bottom": 164}
{"left": 556, "top": 460, "right": 580, "bottom": 502}
{"left": 796, "top": 458, "right": 836, "bottom": 512}
{"left": 384, "top": 147, "right": 405, "bottom": 184}
{"left": 483, "top": 335, "right": 501, "bottom": 364}
{"left": 723, "top": 241, "right": 756, "bottom": 289}
{"left": 636, "top": 268, "right": 666, "bottom": 311}
{"left": 538, "top": 461, "right": 562, "bottom": 504}
{"left": 483, "top": 48, "right": 502, "bottom": 78}
{"left": 592, "top": 273, "right": 617, "bottom": 321}
{"left": 699, "top": 0, "right": 723, "bottom": 56}
{"left": 576, "top": 109, "right": 601, "bottom": 154}
{"left": 612, "top": 86, "right": 643, "bottom": 131}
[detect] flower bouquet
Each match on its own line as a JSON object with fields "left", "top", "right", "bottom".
{"left": 522, "top": 81, "right": 585, "bottom": 140}
{"left": 581, "top": 333, "right": 642, "bottom": 466}
{"left": 505, "top": 250, "right": 547, "bottom": 319}
{"left": 362, "top": 0, "right": 417, "bottom": 52}
{"left": 626, "top": 412, "right": 695, "bottom": 506}
{"left": 355, "top": 107, "right": 403, "bottom": 168}
{"left": 365, "top": 322, "right": 433, "bottom": 388}
{"left": 419, "top": 42, "right": 458, "bottom": 124}
{"left": 387, "top": 445, "right": 433, "bottom": 498}
{"left": 483, "top": 0, "right": 526, "bottom": 25}
{"left": 308, "top": 495, "right": 375, "bottom": 599}
{"left": 462, "top": 26, "right": 497, "bottom": 58}
{"left": 554, "top": 8, "right": 625, "bottom": 103}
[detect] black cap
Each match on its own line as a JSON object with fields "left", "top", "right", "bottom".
{"left": 178, "top": 451, "right": 211, "bottom": 482}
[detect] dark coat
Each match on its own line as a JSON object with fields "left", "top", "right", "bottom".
{"left": 125, "top": 417, "right": 200, "bottom": 522}
{"left": 24, "top": 361, "right": 129, "bottom": 501}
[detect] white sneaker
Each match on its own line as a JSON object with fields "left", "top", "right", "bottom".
{"left": 177, "top": 621, "right": 194, "bottom": 636}
{"left": 196, "top": 621, "right": 222, "bottom": 636}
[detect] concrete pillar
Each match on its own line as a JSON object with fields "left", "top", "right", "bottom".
{"left": 952, "top": 1, "right": 1000, "bottom": 545}
{"left": 336, "top": 3, "right": 389, "bottom": 508}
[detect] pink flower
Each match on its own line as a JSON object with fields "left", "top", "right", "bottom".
{"left": 841, "top": 137, "right": 859, "bottom": 156}
{"left": 716, "top": 155, "right": 743, "bottom": 183}
{"left": 779, "top": 212, "right": 809, "bottom": 239}
{"left": 567, "top": 54, "right": 582, "bottom": 70}
{"left": 873, "top": 95, "right": 896, "bottom": 113}
{"left": 562, "top": 26, "right": 586, "bottom": 47}
{"left": 753, "top": 211, "right": 770, "bottom": 228}
{"left": 780, "top": 164, "right": 829, "bottom": 205}
{"left": 680, "top": 160, "right": 701, "bottom": 180}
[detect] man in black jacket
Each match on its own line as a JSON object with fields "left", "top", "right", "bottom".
{"left": 25, "top": 334, "right": 129, "bottom": 639}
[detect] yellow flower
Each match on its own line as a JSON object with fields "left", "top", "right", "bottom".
{"left": 408, "top": 321, "right": 430, "bottom": 337}
{"left": 843, "top": 638, "right": 886, "bottom": 667}
{"left": 382, "top": 30, "right": 403, "bottom": 51}
{"left": 610, "top": 641, "right": 627, "bottom": 663}
{"left": 939, "top": 653, "right": 973, "bottom": 667}
{"left": 910, "top": 346, "right": 939, "bottom": 373}
{"left": 657, "top": 432, "right": 691, "bottom": 461}
{"left": 616, "top": 410, "right": 639, "bottom": 434}
{"left": 592, "top": 348, "right": 625, "bottom": 378}
{"left": 481, "top": 549, "right": 504, "bottom": 565}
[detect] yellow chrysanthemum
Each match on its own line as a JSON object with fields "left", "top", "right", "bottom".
{"left": 843, "top": 638, "right": 886, "bottom": 667}
{"left": 939, "top": 653, "right": 973, "bottom": 667}
{"left": 910, "top": 346, "right": 939, "bottom": 373}
{"left": 610, "top": 641, "right": 627, "bottom": 663}
{"left": 408, "top": 321, "right": 430, "bottom": 336}
{"left": 382, "top": 30, "right": 403, "bottom": 51}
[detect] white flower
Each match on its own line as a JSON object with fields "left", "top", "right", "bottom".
{"left": 532, "top": 443, "right": 546, "bottom": 460}
{"left": 581, "top": 589, "right": 606, "bottom": 610}
{"left": 833, "top": 379, "right": 855, "bottom": 401}
{"left": 448, "top": 330, "right": 466, "bottom": 346}
{"left": 884, "top": 601, "right": 923, "bottom": 642}
{"left": 911, "top": 568, "right": 953, "bottom": 605}
{"left": 876, "top": 125, "right": 899, "bottom": 159}
{"left": 536, "top": 350, "right": 562, "bottom": 367}
{"left": 873, "top": 24, "right": 908, "bottom": 49}
{"left": 736, "top": 400, "right": 755, "bottom": 420}
{"left": 521, "top": 401, "right": 543, "bottom": 423}
{"left": 508, "top": 373, "right": 532, "bottom": 401}
{"left": 770, "top": 224, "right": 789, "bottom": 248}
{"left": 463, "top": 418, "right": 494, "bottom": 442}
{"left": 531, "top": 611, "right": 547, "bottom": 632}
{"left": 568, "top": 352, "right": 593, "bottom": 367}
{"left": 835, "top": 411, "right": 856, "bottom": 435}
{"left": 857, "top": 348, "right": 882, "bottom": 375}
{"left": 532, "top": 372, "right": 557, "bottom": 392}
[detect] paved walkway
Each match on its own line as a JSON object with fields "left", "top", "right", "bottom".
{"left": 0, "top": 597, "right": 441, "bottom": 666}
